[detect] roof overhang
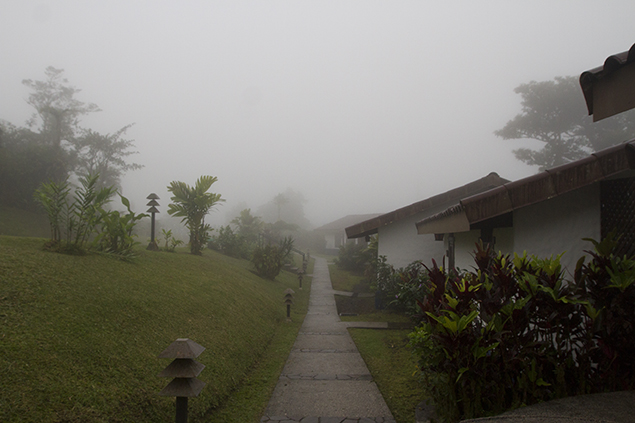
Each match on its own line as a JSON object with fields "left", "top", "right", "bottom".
{"left": 417, "top": 141, "right": 635, "bottom": 234}
{"left": 580, "top": 43, "right": 635, "bottom": 121}
{"left": 345, "top": 172, "right": 509, "bottom": 239}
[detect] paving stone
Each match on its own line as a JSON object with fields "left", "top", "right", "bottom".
{"left": 262, "top": 257, "right": 394, "bottom": 422}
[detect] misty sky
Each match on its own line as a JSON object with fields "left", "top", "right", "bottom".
{"left": 2, "top": 1, "right": 634, "bottom": 228}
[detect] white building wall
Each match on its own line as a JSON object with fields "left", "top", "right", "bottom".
{"left": 513, "top": 183, "right": 601, "bottom": 276}
{"left": 324, "top": 234, "right": 336, "bottom": 250}
{"left": 378, "top": 213, "right": 447, "bottom": 269}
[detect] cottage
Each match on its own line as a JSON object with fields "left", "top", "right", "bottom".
{"left": 416, "top": 141, "right": 635, "bottom": 275}
{"left": 345, "top": 173, "right": 508, "bottom": 269}
{"left": 315, "top": 214, "right": 381, "bottom": 255}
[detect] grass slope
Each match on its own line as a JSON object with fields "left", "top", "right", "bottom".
{"left": 0, "top": 236, "right": 310, "bottom": 422}
{"left": 0, "top": 206, "right": 49, "bottom": 237}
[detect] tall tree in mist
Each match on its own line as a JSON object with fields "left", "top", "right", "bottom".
{"left": 70, "top": 125, "right": 143, "bottom": 190}
{"left": 23, "top": 66, "right": 100, "bottom": 151}
{"left": 495, "top": 76, "right": 635, "bottom": 170}
{"left": 1, "top": 67, "right": 144, "bottom": 211}
{"left": 258, "top": 189, "right": 310, "bottom": 229}
{"left": 231, "top": 208, "right": 264, "bottom": 244}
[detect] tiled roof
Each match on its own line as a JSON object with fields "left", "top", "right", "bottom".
{"left": 345, "top": 172, "right": 509, "bottom": 239}
{"left": 580, "top": 43, "right": 635, "bottom": 120}
{"left": 416, "top": 140, "right": 635, "bottom": 234}
{"left": 314, "top": 214, "right": 382, "bottom": 232}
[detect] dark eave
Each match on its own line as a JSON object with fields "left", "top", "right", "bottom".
{"left": 416, "top": 140, "right": 635, "bottom": 234}
{"left": 580, "top": 43, "right": 635, "bottom": 121}
{"left": 345, "top": 172, "right": 509, "bottom": 239}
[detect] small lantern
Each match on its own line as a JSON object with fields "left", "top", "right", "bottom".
{"left": 297, "top": 271, "right": 303, "bottom": 290}
{"left": 158, "top": 338, "right": 206, "bottom": 423}
{"left": 284, "top": 288, "right": 295, "bottom": 321}
{"left": 146, "top": 193, "right": 160, "bottom": 251}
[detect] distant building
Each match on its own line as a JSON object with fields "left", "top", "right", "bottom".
{"left": 345, "top": 173, "right": 508, "bottom": 269}
{"left": 417, "top": 142, "right": 635, "bottom": 275}
{"left": 315, "top": 214, "right": 382, "bottom": 255}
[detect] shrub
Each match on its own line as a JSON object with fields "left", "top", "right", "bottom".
{"left": 34, "top": 174, "right": 147, "bottom": 259}
{"left": 252, "top": 236, "right": 294, "bottom": 280}
{"left": 335, "top": 241, "right": 374, "bottom": 273}
{"left": 209, "top": 225, "right": 249, "bottom": 259}
{"left": 408, "top": 239, "right": 635, "bottom": 422}
{"left": 159, "top": 229, "right": 183, "bottom": 252}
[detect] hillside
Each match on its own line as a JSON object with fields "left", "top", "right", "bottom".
{"left": 0, "top": 236, "right": 310, "bottom": 422}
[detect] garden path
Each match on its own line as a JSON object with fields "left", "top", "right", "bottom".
{"left": 260, "top": 256, "right": 395, "bottom": 423}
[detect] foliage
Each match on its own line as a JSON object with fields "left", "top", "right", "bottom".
{"left": 159, "top": 229, "right": 183, "bottom": 252}
{"left": 407, "top": 239, "right": 635, "bottom": 422}
{"left": 0, "top": 121, "right": 65, "bottom": 210}
{"left": 167, "top": 175, "right": 224, "bottom": 255}
{"left": 252, "top": 236, "right": 294, "bottom": 280}
{"left": 33, "top": 174, "right": 146, "bottom": 258}
{"left": 495, "top": 76, "right": 635, "bottom": 170}
{"left": 209, "top": 225, "right": 249, "bottom": 259}
{"left": 34, "top": 174, "right": 116, "bottom": 254}
{"left": 231, "top": 208, "right": 264, "bottom": 244}
{"left": 0, "top": 236, "right": 312, "bottom": 423}
{"left": 335, "top": 239, "right": 376, "bottom": 274}
{"left": 70, "top": 125, "right": 143, "bottom": 189}
{"left": 2, "top": 68, "right": 142, "bottom": 211}
{"left": 22, "top": 66, "right": 100, "bottom": 150}
{"left": 93, "top": 194, "right": 148, "bottom": 259}
{"left": 257, "top": 188, "right": 310, "bottom": 229}
{"left": 575, "top": 233, "right": 635, "bottom": 390}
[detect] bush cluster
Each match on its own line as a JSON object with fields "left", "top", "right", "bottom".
{"left": 405, "top": 237, "right": 635, "bottom": 422}
{"left": 251, "top": 236, "right": 294, "bottom": 280}
{"left": 34, "top": 174, "right": 146, "bottom": 259}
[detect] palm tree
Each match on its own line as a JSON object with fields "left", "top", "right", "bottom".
{"left": 167, "top": 175, "right": 224, "bottom": 255}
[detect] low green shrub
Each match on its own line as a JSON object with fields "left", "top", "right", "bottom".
{"left": 252, "top": 236, "right": 294, "bottom": 280}
{"left": 209, "top": 225, "right": 250, "bottom": 259}
{"left": 335, "top": 241, "right": 374, "bottom": 273}
{"left": 407, "top": 237, "right": 635, "bottom": 422}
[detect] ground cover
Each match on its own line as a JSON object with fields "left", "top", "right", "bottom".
{"left": 0, "top": 206, "right": 49, "bottom": 237}
{"left": 0, "top": 236, "right": 311, "bottom": 422}
{"left": 327, "top": 263, "right": 423, "bottom": 423}
{"left": 349, "top": 329, "right": 425, "bottom": 423}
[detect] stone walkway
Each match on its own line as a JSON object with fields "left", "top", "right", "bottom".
{"left": 261, "top": 257, "right": 396, "bottom": 423}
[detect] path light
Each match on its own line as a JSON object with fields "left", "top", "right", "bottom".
{"left": 158, "top": 338, "right": 206, "bottom": 423}
{"left": 284, "top": 288, "right": 295, "bottom": 321}
{"left": 298, "top": 271, "right": 303, "bottom": 290}
{"left": 146, "top": 193, "right": 160, "bottom": 251}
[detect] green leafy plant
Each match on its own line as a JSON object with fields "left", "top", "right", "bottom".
{"left": 407, "top": 241, "right": 606, "bottom": 422}
{"left": 160, "top": 229, "right": 183, "bottom": 252}
{"left": 208, "top": 225, "right": 249, "bottom": 258}
{"left": 34, "top": 174, "right": 116, "bottom": 254}
{"left": 167, "top": 175, "right": 224, "bottom": 255}
{"left": 93, "top": 194, "right": 147, "bottom": 259}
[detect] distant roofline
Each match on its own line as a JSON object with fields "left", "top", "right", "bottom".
{"left": 345, "top": 172, "right": 509, "bottom": 239}
{"left": 416, "top": 140, "right": 635, "bottom": 234}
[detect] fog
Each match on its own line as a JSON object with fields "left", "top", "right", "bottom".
{"left": 2, "top": 1, "right": 634, "bottom": 228}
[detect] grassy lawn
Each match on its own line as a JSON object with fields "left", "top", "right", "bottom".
{"left": 327, "top": 263, "right": 424, "bottom": 423}
{"left": 0, "top": 236, "right": 312, "bottom": 423}
{"left": 349, "top": 329, "right": 425, "bottom": 423}
{"left": 0, "top": 206, "right": 49, "bottom": 237}
{"left": 328, "top": 264, "right": 368, "bottom": 292}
